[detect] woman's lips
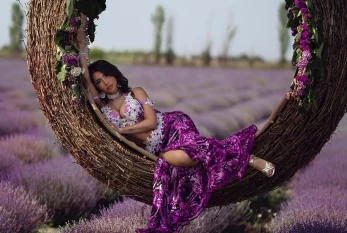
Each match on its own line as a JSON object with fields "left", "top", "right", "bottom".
{"left": 107, "top": 84, "right": 113, "bottom": 90}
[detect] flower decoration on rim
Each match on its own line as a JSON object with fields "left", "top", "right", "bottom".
{"left": 286, "top": 0, "right": 324, "bottom": 113}
{"left": 55, "top": 0, "right": 106, "bottom": 103}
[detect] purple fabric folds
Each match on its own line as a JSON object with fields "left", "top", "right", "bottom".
{"left": 136, "top": 111, "right": 257, "bottom": 233}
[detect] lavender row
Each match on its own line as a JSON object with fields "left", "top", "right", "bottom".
{"left": 268, "top": 117, "right": 347, "bottom": 233}
{"left": 59, "top": 198, "right": 252, "bottom": 233}
{"left": 0, "top": 181, "right": 50, "bottom": 233}
{"left": 0, "top": 156, "right": 106, "bottom": 226}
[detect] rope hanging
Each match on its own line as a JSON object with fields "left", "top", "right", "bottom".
{"left": 26, "top": 0, "right": 347, "bottom": 206}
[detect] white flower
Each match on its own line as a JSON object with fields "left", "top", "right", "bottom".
{"left": 70, "top": 67, "right": 85, "bottom": 77}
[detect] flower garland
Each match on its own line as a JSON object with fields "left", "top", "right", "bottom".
{"left": 286, "top": 0, "right": 324, "bottom": 113}
{"left": 55, "top": 0, "right": 106, "bottom": 102}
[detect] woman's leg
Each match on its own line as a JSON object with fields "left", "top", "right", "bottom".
{"left": 160, "top": 150, "right": 275, "bottom": 177}
{"left": 160, "top": 150, "right": 198, "bottom": 167}
{"left": 249, "top": 154, "right": 275, "bottom": 176}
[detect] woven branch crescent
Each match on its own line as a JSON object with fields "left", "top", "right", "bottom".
{"left": 26, "top": 0, "right": 347, "bottom": 206}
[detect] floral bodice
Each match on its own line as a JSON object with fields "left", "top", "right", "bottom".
{"left": 101, "top": 92, "right": 164, "bottom": 155}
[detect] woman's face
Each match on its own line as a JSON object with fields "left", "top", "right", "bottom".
{"left": 92, "top": 71, "right": 118, "bottom": 94}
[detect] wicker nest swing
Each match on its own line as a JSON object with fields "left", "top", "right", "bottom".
{"left": 26, "top": 0, "right": 347, "bottom": 207}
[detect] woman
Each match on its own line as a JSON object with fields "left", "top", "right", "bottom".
{"left": 77, "top": 32, "right": 286, "bottom": 232}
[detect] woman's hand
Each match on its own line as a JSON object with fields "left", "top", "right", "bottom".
{"left": 285, "top": 91, "right": 296, "bottom": 100}
{"left": 76, "top": 27, "right": 85, "bottom": 50}
{"left": 110, "top": 125, "right": 123, "bottom": 134}
{"left": 118, "top": 125, "right": 136, "bottom": 135}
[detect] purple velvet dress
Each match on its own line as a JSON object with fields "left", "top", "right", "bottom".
{"left": 101, "top": 92, "right": 257, "bottom": 233}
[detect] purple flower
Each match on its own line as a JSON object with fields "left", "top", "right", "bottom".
{"left": 1, "top": 156, "right": 105, "bottom": 225}
{"left": 296, "top": 74, "right": 309, "bottom": 83}
{"left": 294, "top": 0, "right": 306, "bottom": 9}
{"left": 300, "top": 45, "right": 310, "bottom": 51}
{"left": 300, "top": 39, "right": 310, "bottom": 46}
{"left": 0, "top": 181, "right": 50, "bottom": 233}
{"left": 302, "top": 50, "right": 312, "bottom": 60}
{"left": 297, "top": 59, "right": 308, "bottom": 71}
{"left": 70, "top": 18, "right": 76, "bottom": 26}
{"left": 62, "top": 54, "right": 79, "bottom": 66}
{"left": 300, "top": 8, "right": 308, "bottom": 14}
{"left": 302, "top": 31, "right": 310, "bottom": 39}
{"left": 291, "top": 28, "right": 298, "bottom": 36}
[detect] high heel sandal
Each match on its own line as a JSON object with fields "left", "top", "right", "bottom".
{"left": 249, "top": 155, "right": 275, "bottom": 177}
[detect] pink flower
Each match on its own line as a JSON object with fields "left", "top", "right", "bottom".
{"left": 302, "top": 50, "right": 312, "bottom": 60}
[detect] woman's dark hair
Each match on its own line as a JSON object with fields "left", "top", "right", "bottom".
{"left": 88, "top": 60, "right": 132, "bottom": 96}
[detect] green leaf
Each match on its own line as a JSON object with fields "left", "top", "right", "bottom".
{"left": 313, "top": 27, "right": 320, "bottom": 44}
{"left": 55, "top": 59, "right": 62, "bottom": 73}
{"left": 292, "top": 8, "right": 300, "bottom": 18}
{"left": 66, "top": 0, "right": 74, "bottom": 18}
{"left": 306, "top": 0, "right": 312, "bottom": 10}
{"left": 308, "top": 57, "right": 322, "bottom": 70}
{"left": 307, "top": 88, "right": 315, "bottom": 103}
{"left": 286, "top": 16, "right": 298, "bottom": 28}
{"left": 57, "top": 68, "right": 67, "bottom": 82}
{"left": 286, "top": 0, "right": 294, "bottom": 7}
{"left": 310, "top": 68, "right": 321, "bottom": 77}
{"left": 313, "top": 42, "right": 324, "bottom": 59}
{"left": 292, "top": 50, "right": 299, "bottom": 63}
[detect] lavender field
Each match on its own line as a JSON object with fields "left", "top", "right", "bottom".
{"left": 0, "top": 58, "right": 346, "bottom": 233}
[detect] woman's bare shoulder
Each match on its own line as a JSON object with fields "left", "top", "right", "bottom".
{"left": 131, "top": 87, "right": 149, "bottom": 98}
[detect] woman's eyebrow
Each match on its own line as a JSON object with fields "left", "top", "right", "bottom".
{"left": 94, "top": 75, "right": 103, "bottom": 81}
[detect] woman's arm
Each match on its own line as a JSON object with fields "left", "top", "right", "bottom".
{"left": 119, "top": 87, "right": 157, "bottom": 134}
{"left": 255, "top": 90, "right": 294, "bottom": 138}
{"left": 77, "top": 20, "right": 103, "bottom": 109}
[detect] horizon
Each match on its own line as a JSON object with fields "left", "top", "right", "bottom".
{"left": 0, "top": 0, "right": 294, "bottom": 62}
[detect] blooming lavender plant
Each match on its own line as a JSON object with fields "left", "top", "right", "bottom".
{"left": 269, "top": 117, "right": 347, "bottom": 233}
{"left": 268, "top": 187, "right": 347, "bottom": 233}
{"left": 0, "top": 133, "right": 61, "bottom": 163}
{"left": 0, "top": 110, "right": 43, "bottom": 135}
{"left": 0, "top": 148, "right": 22, "bottom": 172}
{"left": 0, "top": 181, "right": 50, "bottom": 233}
{"left": 1, "top": 156, "right": 105, "bottom": 226}
{"left": 59, "top": 198, "right": 252, "bottom": 233}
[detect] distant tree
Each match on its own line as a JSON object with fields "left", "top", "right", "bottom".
{"left": 248, "top": 47, "right": 255, "bottom": 68}
{"left": 201, "top": 41, "right": 212, "bottom": 66}
{"left": 9, "top": 2, "right": 24, "bottom": 53}
{"left": 165, "top": 16, "right": 175, "bottom": 65}
{"left": 278, "top": 2, "right": 290, "bottom": 65}
{"left": 151, "top": 5, "right": 165, "bottom": 64}
{"left": 219, "top": 15, "right": 237, "bottom": 63}
{"left": 90, "top": 47, "right": 106, "bottom": 60}
{"left": 201, "top": 15, "right": 213, "bottom": 67}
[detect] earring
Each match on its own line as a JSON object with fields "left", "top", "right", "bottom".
{"left": 99, "top": 92, "right": 106, "bottom": 98}
{"left": 117, "top": 84, "right": 121, "bottom": 88}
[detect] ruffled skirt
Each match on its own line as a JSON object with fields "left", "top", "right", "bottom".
{"left": 136, "top": 111, "right": 258, "bottom": 232}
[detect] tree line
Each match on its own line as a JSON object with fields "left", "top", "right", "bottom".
{"left": 3, "top": 2, "right": 290, "bottom": 68}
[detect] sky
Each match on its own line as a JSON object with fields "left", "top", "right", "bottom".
{"left": 0, "top": 0, "right": 293, "bottom": 61}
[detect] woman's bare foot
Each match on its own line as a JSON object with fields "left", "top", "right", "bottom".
{"left": 249, "top": 154, "right": 275, "bottom": 177}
